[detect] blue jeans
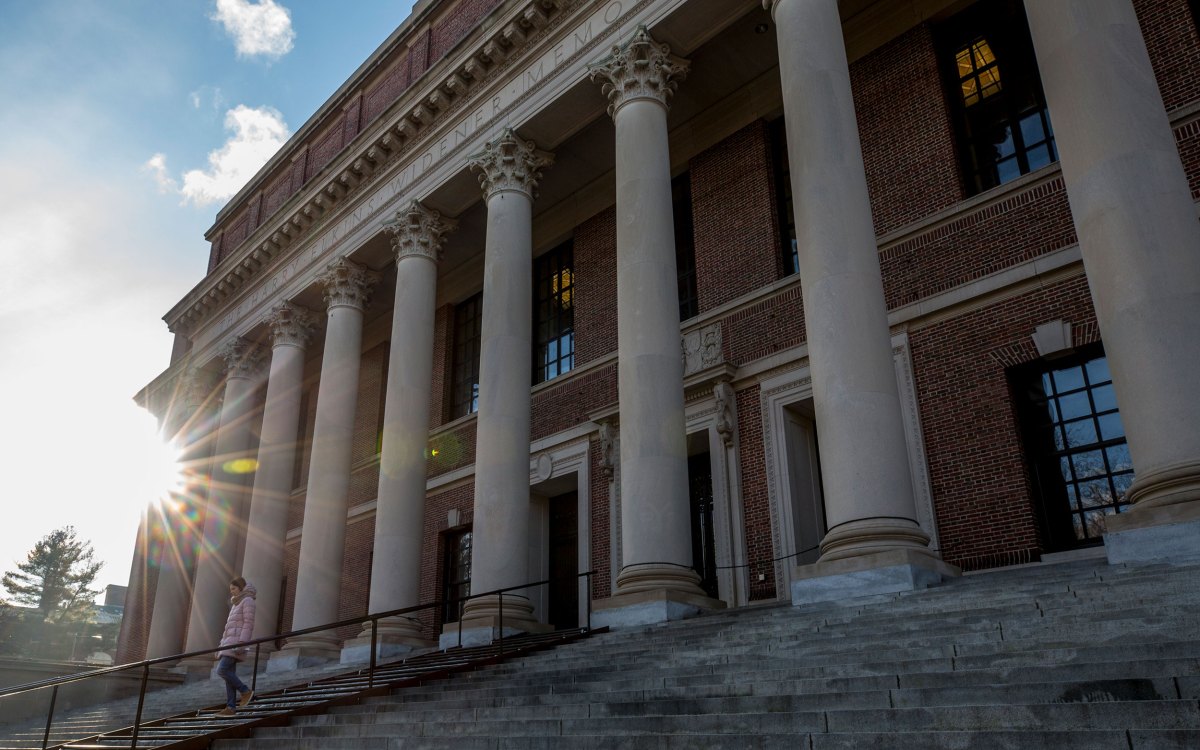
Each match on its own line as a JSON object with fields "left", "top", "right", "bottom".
{"left": 216, "top": 656, "right": 249, "bottom": 708}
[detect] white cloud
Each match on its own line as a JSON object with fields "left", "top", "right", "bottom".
{"left": 145, "top": 105, "right": 289, "bottom": 207}
{"left": 143, "top": 152, "right": 179, "bottom": 194}
{"left": 212, "top": 0, "right": 296, "bottom": 60}
{"left": 188, "top": 85, "right": 225, "bottom": 112}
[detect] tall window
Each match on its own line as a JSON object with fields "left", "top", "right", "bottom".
{"left": 1012, "top": 348, "right": 1134, "bottom": 551}
{"left": 673, "top": 173, "right": 699, "bottom": 321}
{"left": 936, "top": 0, "right": 1057, "bottom": 195}
{"left": 533, "top": 241, "right": 574, "bottom": 384}
{"left": 769, "top": 118, "right": 798, "bottom": 276}
{"left": 440, "top": 528, "right": 472, "bottom": 624}
{"left": 450, "top": 292, "right": 483, "bottom": 418}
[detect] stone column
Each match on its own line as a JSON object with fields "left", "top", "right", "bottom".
{"left": 343, "top": 202, "right": 455, "bottom": 663}
{"left": 179, "top": 339, "right": 263, "bottom": 671}
{"left": 588, "top": 27, "right": 718, "bottom": 626}
{"left": 1023, "top": 0, "right": 1200, "bottom": 563}
{"left": 456, "top": 129, "right": 552, "bottom": 642}
{"left": 146, "top": 368, "right": 217, "bottom": 660}
{"left": 764, "top": 0, "right": 954, "bottom": 601}
{"left": 272, "top": 258, "right": 378, "bottom": 669}
{"left": 240, "top": 302, "right": 317, "bottom": 646}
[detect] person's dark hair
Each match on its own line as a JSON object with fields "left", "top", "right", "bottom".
{"left": 229, "top": 576, "right": 246, "bottom": 590}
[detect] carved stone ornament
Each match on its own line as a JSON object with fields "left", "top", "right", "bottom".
{"left": 179, "top": 366, "right": 217, "bottom": 410}
{"left": 265, "top": 301, "right": 319, "bottom": 350}
{"left": 588, "top": 25, "right": 689, "bottom": 119}
{"left": 220, "top": 337, "right": 263, "bottom": 380}
{"left": 468, "top": 128, "right": 554, "bottom": 201}
{"left": 714, "top": 381, "right": 736, "bottom": 447}
{"left": 319, "top": 257, "right": 379, "bottom": 312}
{"left": 599, "top": 421, "right": 617, "bottom": 480}
{"left": 382, "top": 200, "right": 458, "bottom": 263}
{"left": 682, "top": 323, "right": 724, "bottom": 376}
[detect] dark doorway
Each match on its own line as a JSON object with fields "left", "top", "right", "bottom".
{"left": 441, "top": 528, "right": 472, "bottom": 624}
{"left": 547, "top": 492, "right": 578, "bottom": 629}
{"left": 688, "top": 452, "right": 718, "bottom": 599}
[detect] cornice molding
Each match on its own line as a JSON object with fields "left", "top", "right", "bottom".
{"left": 169, "top": 0, "right": 574, "bottom": 336}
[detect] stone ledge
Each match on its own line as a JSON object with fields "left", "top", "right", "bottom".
{"left": 1105, "top": 503, "right": 1200, "bottom": 565}
{"left": 790, "top": 549, "right": 960, "bottom": 606}
{"left": 591, "top": 587, "right": 724, "bottom": 629}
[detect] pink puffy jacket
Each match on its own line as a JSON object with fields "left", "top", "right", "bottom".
{"left": 216, "top": 583, "right": 257, "bottom": 660}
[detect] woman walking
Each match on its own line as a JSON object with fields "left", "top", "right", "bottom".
{"left": 215, "top": 576, "right": 256, "bottom": 715}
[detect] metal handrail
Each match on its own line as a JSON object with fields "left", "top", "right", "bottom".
{"left": 1, "top": 569, "right": 595, "bottom": 750}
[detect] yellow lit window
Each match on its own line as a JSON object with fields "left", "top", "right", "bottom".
{"left": 957, "top": 39, "right": 1001, "bottom": 106}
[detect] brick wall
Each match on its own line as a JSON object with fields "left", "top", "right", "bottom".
{"left": 735, "top": 385, "right": 776, "bottom": 601}
{"left": 334, "top": 517, "right": 375, "bottom": 639}
{"left": 690, "top": 121, "right": 782, "bottom": 312}
{"left": 851, "top": 23, "right": 964, "bottom": 236}
{"left": 530, "top": 364, "right": 617, "bottom": 442}
{"left": 573, "top": 207, "right": 617, "bottom": 367}
{"left": 879, "top": 176, "right": 1077, "bottom": 310}
{"left": 417, "top": 483, "right": 475, "bottom": 632}
{"left": 909, "top": 274, "right": 1101, "bottom": 571}
{"left": 1134, "top": 0, "right": 1200, "bottom": 111}
{"left": 588, "top": 439, "right": 612, "bottom": 599}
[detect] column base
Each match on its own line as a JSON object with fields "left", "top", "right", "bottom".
{"left": 438, "top": 594, "right": 551, "bottom": 649}
{"left": 591, "top": 586, "right": 724, "bottom": 629}
{"left": 1105, "top": 500, "right": 1200, "bottom": 565}
{"left": 790, "top": 548, "right": 959, "bottom": 606}
{"left": 340, "top": 617, "right": 434, "bottom": 664}
{"left": 267, "top": 635, "right": 340, "bottom": 672}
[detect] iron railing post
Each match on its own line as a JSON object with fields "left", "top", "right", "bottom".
{"left": 129, "top": 663, "right": 149, "bottom": 749}
{"left": 457, "top": 598, "right": 464, "bottom": 649}
{"left": 369, "top": 618, "right": 378, "bottom": 689}
{"left": 41, "top": 685, "right": 58, "bottom": 750}
{"left": 586, "top": 572, "right": 592, "bottom": 632}
{"left": 251, "top": 643, "right": 261, "bottom": 693}
{"left": 498, "top": 591, "right": 504, "bottom": 657}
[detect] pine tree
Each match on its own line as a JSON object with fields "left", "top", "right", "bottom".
{"left": 2, "top": 527, "right": 103, "bottom": 623}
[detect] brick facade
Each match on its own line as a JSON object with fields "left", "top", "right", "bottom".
{"left": 123, "top": 1, "right": 1200, "bottom": 661}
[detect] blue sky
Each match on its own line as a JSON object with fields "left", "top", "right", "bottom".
{"left": 0, "top": 0, "right": 419, "bottom": 596}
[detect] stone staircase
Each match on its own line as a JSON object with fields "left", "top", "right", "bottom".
{"left": 208, "top": 558, "right": 1200, "bottom": 749}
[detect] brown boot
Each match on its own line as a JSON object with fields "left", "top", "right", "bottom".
{"left": 216, "top": 707, "right": 236, "bottom": 717}
{"left": 238, "top": 690, "right": 254, "bottom": 707}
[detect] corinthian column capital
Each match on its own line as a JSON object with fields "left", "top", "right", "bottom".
{"left": 469, "top": 128, "right": 554, "bottom": 201}
{"left": 588, "top": 25, "right": 689, "bottom": 118}
{"left": 265, "top": 301, "right": 319, "bottom": 350}
{"left": 383, "top": 200, "right": 458, "bottom": 263}
{"left": 220, "top": 337, "right": 263, "bottom": 379}
{"left": 319, "top": 257, "right": 379, "bottom": 312}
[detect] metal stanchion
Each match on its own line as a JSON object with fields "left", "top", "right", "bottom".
{"left": 369, "top": 619, "right": 378, "bottom": 688}
{"left": 129, "top": 663, "right": 149, "bottom": 749}
{"left": 40, "top": 685, "right": 58, "bottom": 750}
{"left": 498, "top": 591, "right": 504, "bottom": 657}
{"left": 251, "top": 643, "right": 261, "bottom": 692}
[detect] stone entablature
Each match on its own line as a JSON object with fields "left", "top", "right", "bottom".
{"left": 177, "top": 0, "right": 578, "bottom": 336}
{"left": 167, "top": 0, "right": 655, "bottom": 362}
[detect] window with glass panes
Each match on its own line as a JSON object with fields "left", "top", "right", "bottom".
{"left": 936, "top": 0, "right": 1057, "bottom": 196}
{"left": 533, "top": 241, "right": 574, "bottom": 384}
{"left": 450, "top": 292, "right": 482, "bottom": 419}
{"left": 673, "top": 173, "right": 698, "bottom": 320}
{"left": 1012, "top": 348, "right": 1134, "bottom": 550}
{"left": 769, "top": 118, "right": 799, "bottom": 277}
{"left": 440, "top": 528, "right": 472, "bottom": 624}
